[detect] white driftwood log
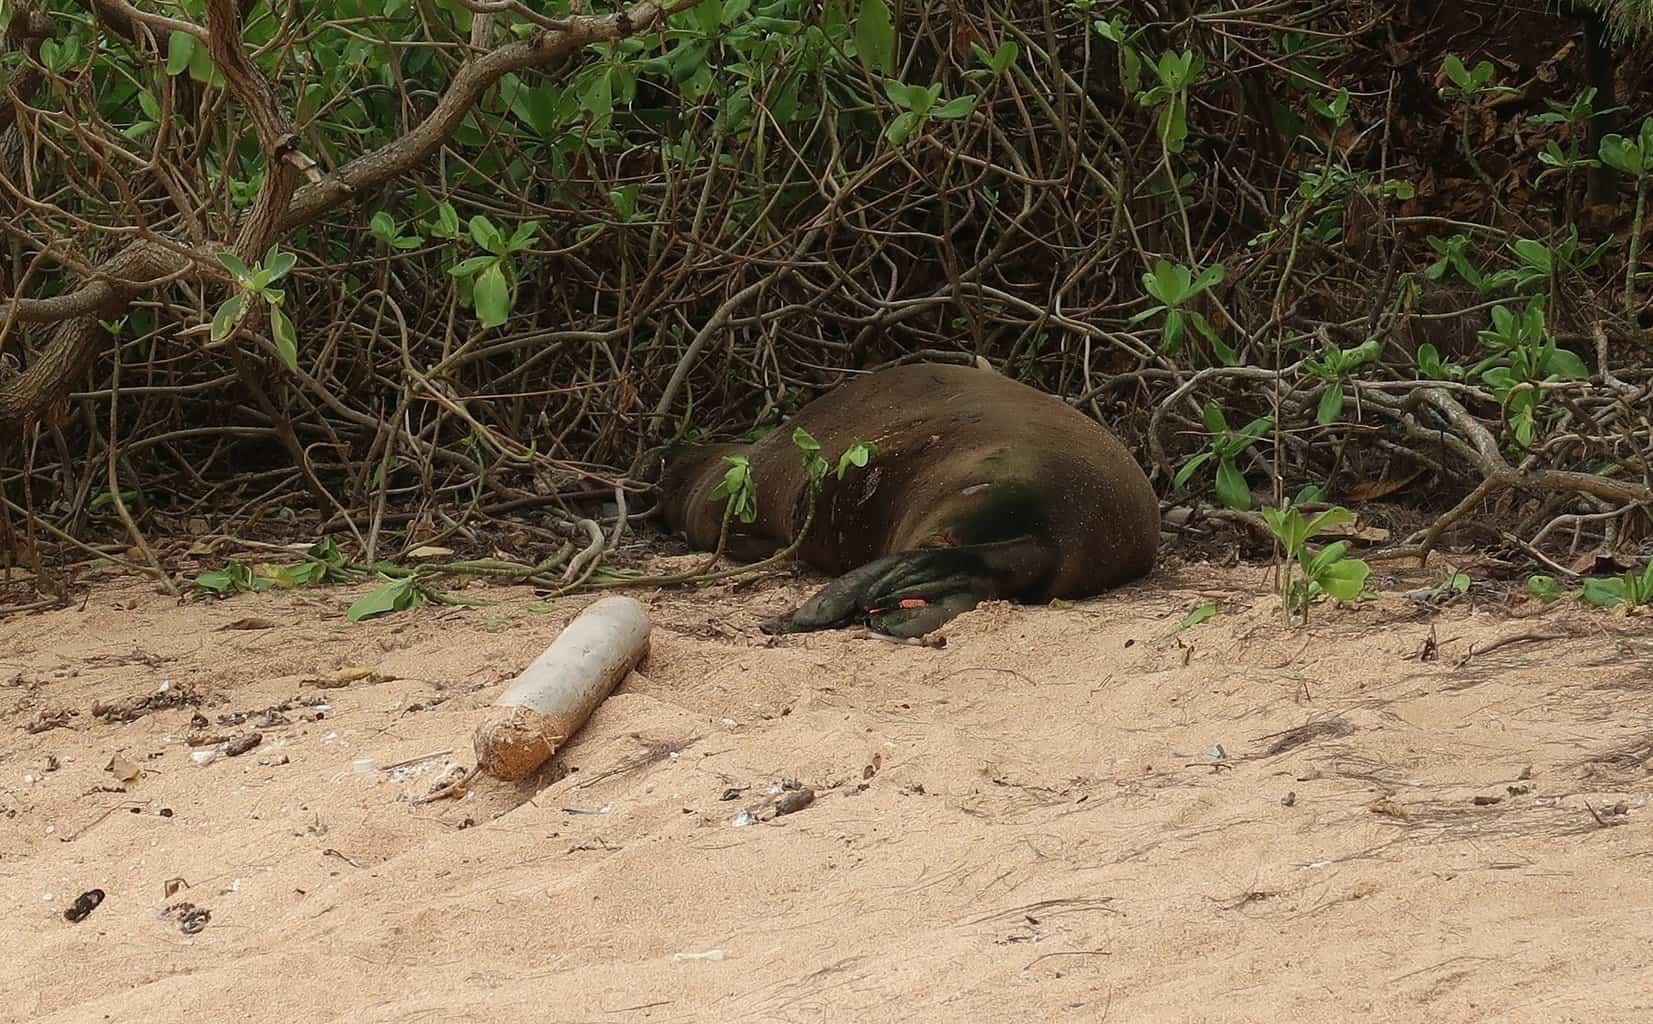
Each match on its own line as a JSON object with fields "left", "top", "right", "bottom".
{"left": 472, "top": 596, "right": 651, "bottom": 781}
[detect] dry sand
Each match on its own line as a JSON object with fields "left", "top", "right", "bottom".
{"left": 3, "top": 558, "right": 1652, "bottom": 1023}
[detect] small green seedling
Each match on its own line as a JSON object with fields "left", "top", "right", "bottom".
{"left": 1309, "top": 86, "right": 1350, "bottom": 127}
{"left": 1597, "top": 116, "right": 1653, "bottom": 313}
{"left": 1304, "top": 338, "right": 1380, "bottom": 425}
{"left": 1439, "top": 55, "right": 1517, "bottom": 182}
{"left": 1134, "top": 49, "right": 1204, "bottom": 152}
{"left": 966, "top": 40, "right": 1018, "bottom": 81}
{"left": 1415, "top": 343, "right": 1467, "bottom": 382}
{"left": 1259, "top": 504, "right": 1371, "bottom": 625}
{"left": 882, "top": 80, "right": 975, "bottom": 145}
{"left": 1429, "top": 569, "right": 1472, "bottom": 602}
{"left": 1425, "top": 233, "right": 1490, "bottom": 291}
{"left": 1174, "top": 401, "right": 1271, "bottom": 511}
{"left": 1472, "top": 298, "right": 1588, "bottom": 446}
{"left": 1473, "top": 231, "right": 1611, "bottom": 296}
{"left": 708, "top": 454, "right": 758, "bottom": 524}
{"left": 792, "top": 428, "right": 877, "bottom": 490}
{"left": 1131, "top": 259, "right": 1229, "bottom": 360}
{"left": 424, "top": 202, "right": 464, "bottom": 240}
{"left": 212, "top": 245, "right": 300, "bottom": 371}
{"left": 793, "top": 427, "right": 830, "bottom": 489}
{"left": 446, "top": 214, "right": 540, "bottom": 328}
{"left": 1438, "top": 54, "right": 1516, "bottom": 102}
{"left": 837, "top": 439, "right": 876, "bottom": 479}
{"left": 1095, "top": 16, "right": 1144, "bottom": 94}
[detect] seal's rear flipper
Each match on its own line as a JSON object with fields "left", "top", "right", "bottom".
{"left": 758, "top": 538, "right": 1055, "bottom": 639}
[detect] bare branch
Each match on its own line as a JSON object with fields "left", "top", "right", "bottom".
{"left": 0, "top": 0, "right": 685, "bottom": 429}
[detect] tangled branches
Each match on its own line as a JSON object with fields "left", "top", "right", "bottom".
{"left": 1, "top": 0, "right": 1650, "bottom": 601}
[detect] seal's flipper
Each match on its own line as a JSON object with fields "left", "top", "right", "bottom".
{"left": 758, "top": 538, "right": 1056, "bottom": 638}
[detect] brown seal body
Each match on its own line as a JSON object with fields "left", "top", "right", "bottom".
{"left": 658, "top": 363, "right": 1160, "bottom": 636}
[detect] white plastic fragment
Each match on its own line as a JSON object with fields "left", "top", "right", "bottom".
{"left": 472, "top": 596, "right": 651, "bottom": 782}
{"left": 561, "top": 802, "right": 613, "bottom": 816}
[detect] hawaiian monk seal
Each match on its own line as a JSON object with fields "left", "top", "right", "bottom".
{"left": 657, "top": 362, "right": 1159, "bottom": 637}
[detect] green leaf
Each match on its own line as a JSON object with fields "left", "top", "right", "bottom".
{"left": 1545, "top": 346, "right": 1588, "bottom": 380}
{"left": 1172, "top": 450, "right": 1214, "bottom": 491}
{"left": 270, "top": 305, "right": 298, "bottom": 372}
{"left": 432, "top": 203, "right": 461, "bottom": 238}
{"left": 1316, "top": 382, "right": 1344, "bottom": 425}
{"left": 195, "top": 569, "right": 235, "bottom": 594}
{"left": 581, "top": 66, "right": 614, "bottom": 118}
{"left": 447, "top": 255, "right": 496, "bottom": 278}
{"left": 1598, "top": 134, "right": 1643, "bottom": 175}
{"left": 886, "top": 110, "right": 919, "bottom": 145}
{"left": 1315, "top": 556, "right": 1370, "bottom": 602}
{"left": 791, "top": 427, "right": 821, "bottom": 453}
{"left": 1157, "top": 260, "right": 1192, "bottom": 303}
{"left": 1120, "top": 45, "right": 1141, "bottom": 94}
{"left": 216, "top": 252, "right": 252, "bottom": 282}
{"left": 468, "top": 215, "right": 504, "bottom": 254}
{"left": 473, "top": 263, "right": 511, "bottom": 327}
{"left": 1235, "top": 416, "right": 1274, "bottom": 445}
{"left": 1178, "top": 602, "right": 1218, "bottom": 629}
{"left": 855, "top": 0, "right": 895, "bottom": 75}
{"left": 264, "top": 248, "right": 298, "bottom": 282}
{"left": 211, "top": 293, "right": 247, "bottom": 342}
{"left": 1526, "top": 574, "right": 1563, "bottom": 603}
{"left": 1305, "top": 540, "right": 1351, "bottom": 576}
{"left": 932, "top": 95, "right": 975, "bottom": 120}
{"left": 708, "top": 455, "right": 757, "bottom": 523}
{"left": 1214, "top": 458, "right": 1251, "bottom": 510}
{"left": 1161, "top": 308, "right": 1185, "bottom": 351}
{"left": 186, "top": 34, "right": 219, "bottom": 85}
{"left": 507, "top": 221, "right": 541, "bottom": 252}
{"left": 836, "top": 440, "right": 875, "bottom": 479}
{"left": 1442, "top": 54, "right": 1471, "bottom": 91}
{"left": 1159, "top": 96, "right": 1189, "bottom": 152}
{"left": 1201, "top": 400, "right": 1230, "bottom": 437}
{"left": 1265, "top": 507, "right": 1308, "bottom": 557}
{"left": 1303, "top": 507, "right": 1355, "bottom": 537}
{"left": 691, "top": 0, "right": 724, "bottom": 31}
{"left": 882, "top": 79, "right": 910, "bottom": 108}
{"left": 1581, "top": 577, "right": 1627, "bottom": 608}
{"left": 348, "top": 578, "right": 421, "bottom": 622}
{"left": 166, "top": 32, "right": 195, "bottom": 76}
